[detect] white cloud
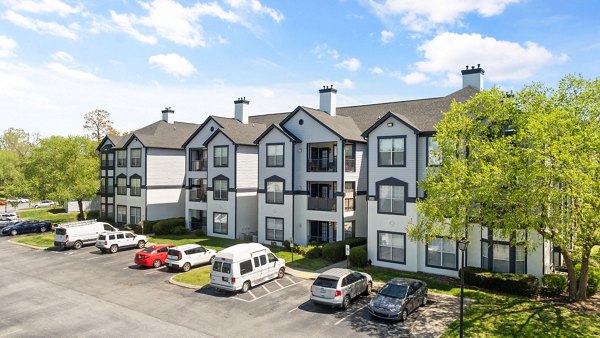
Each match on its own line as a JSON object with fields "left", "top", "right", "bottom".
{"left": 365, "top": 0, "right": 521, "bottom": 32}
{"left": 0, "top": 35, "right": 17, "bottom": 58}
{"left": 225, "top": 0, "right": 284, "bottom": 23}
{"left": 335, "top": 57, "right": 361, "bottom": 71}
{"left": 312, "top": 78, "right": 355, "bottom": 90}
{"left": 312, "top": 43, "right": 339, "bottom": 60}
{"left": 47, "top": 62, "right": 99, "bottom": 81}
{"left": 369, "top": 66, "right": 384, "bottom": 74}
{"left": 4, "top": 0, "right": 82, "bottom": 17}
{"left": 51, "top": 51, "right": 73, "bottom": 63}
{"left": 148, "top": 53, "right": 197, "bottom": 77}
{"left": 398, "top": 71, "right": 429, "bottom": 84}
{"left": 380, "top": 30, "right": 394, "bottom": 43}
{"left": 414, "top": 32, "right": 566, "bottom": 82}
{"left": 261, "top": 88, "right": 274, "bottom": 98}
{"left": 109, "top": 10, "right": 157, "bottom": 45}
{"left": 3, "top": 10, "right": 78, "bottom": 39}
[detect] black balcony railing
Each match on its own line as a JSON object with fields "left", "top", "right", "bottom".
{"left": 191, "top": 159, "right": 208, "bottom": 171}
{"left": 345, "top": 158, "right": 356, "bottom": 172}
{"left": 307, "top": 158, "right": 337, "bottom": 172}
{"left": 308, "top": 197, "right": 337, "bottom": 211}
{"left": 190, "top": 189, "right": 207, "bottom": 202}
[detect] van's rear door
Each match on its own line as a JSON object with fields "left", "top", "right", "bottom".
{"left": 54, "top": 227, "right": 67, "bottom": 243}
{"left": 210, "top": 257, "right": 234, "bottom": 289}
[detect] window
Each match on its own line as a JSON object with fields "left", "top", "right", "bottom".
{"left": 266, "top": 217, "right": 284, "bottom": 241}
{"left": 117, "top": 233, "right": 124, "bottom": 239}
{"left": 481, "top": 228, "right": 527, "bottom": 274}
{"left": 266, "top": 144, "right": 284, "bottom": 167}
{"left": 214, "top": 146, "right": 228, "bottom": 167}
{"left": 213, "top": 178, "right": 228, "bottom": 201}
{"left": 344, "top": 143, "right": 355, "bottom": 172}
{"left": 515, "top": 246, "right": 526, "bottom": 274}
{"left": 378, "top": 136, "right": 405, "bottom": 166}
{"left": 378, "top": 231, "right": 405, "bottom": 264}
{"left": 130, "top": 148, "right": 142, "bottom": 167}
{"left": 426, "top": 237, "right": 458, "bottom": 269}
{"left": 344, "top": 182, "right": 355, "bottom": 211}
{"left": 130, "top": 176, "right": 141, "bottom": 196}
{"left": 344, "top": 221, "right": 354, "bottom": 240}
{"left": 240, "top": 260, "right": 253, "bottom": 275}
{"left": 260, "top": 255, "right": 267, "bottom": 265}
{"left": 117, "top": 150, "right": 127, "bottom": 167}
{"left": 189, "top": 178, "right": 207, "bottom": 202}
{"left": 253, "top": 256, "right": 260, "bottom": 267}
{"left": 106, "top": 204, "right": 114, "bottom": 221}
{"left": 117, "top": 176, "right": 127, "bottom": 195}
{"left": 117, "top": 205, "right": 127, "bottom": 223}
{"left": 130, "top": 207, "right": 141, "bottom": 225}
{"left": 493, "top": 244, "right": 510, "bottom": 273}
{"left": 266, "top": 180, "right": 283, "bottom": 204}
{"left": 427, "top": 137, "right": 441, "bottom": 166}
{"left": 189, "top": 148, "right": 208, "bottom": 171}
{"left": 106, "top": 177, "right": 114, "bottom": 194}
{"left": 213, "top": 212, "right": 228, "bottom": 234}
{"left": 378, "top": 184, "right": 405, "bottom": 214}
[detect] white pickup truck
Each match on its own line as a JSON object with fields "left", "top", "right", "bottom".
{"left": 96, "top": 231, "right": 147, "bottom": 253}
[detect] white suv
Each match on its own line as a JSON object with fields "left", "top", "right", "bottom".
{"left": 165, "top": 244, "right": 216, "bottom": 272}
{"left": 96, "top": 231, "right": 147, "bottom": 253}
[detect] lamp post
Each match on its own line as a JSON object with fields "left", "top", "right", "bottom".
{"left": 458, "top": 237, "right": 470, "bottom": 338}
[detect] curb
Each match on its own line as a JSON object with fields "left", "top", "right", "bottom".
{"left": 168, "top": 275, "right": 203, "bottom": 289}
{"left": 7, "top": 239, "right": 49, "bottom": 250}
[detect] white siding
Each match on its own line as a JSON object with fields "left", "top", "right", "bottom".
{"left": 236, "top": 146, "right": 258, "bottom": 189}
{"left": 146, "top": 188, "right": 185, "bottom": 220}
{"left": 147, "top": 148, "right": 185, "bottom": 186}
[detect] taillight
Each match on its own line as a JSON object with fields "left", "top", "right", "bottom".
{"left": 178, "top": 252, "right": 182, "bottom": 260}
{"left": 104, "top": 241, "right": 107, "bottom": 245}
{"left": 231, "top": 277, "right": 236, "bottom": 283}
{"left": 335, "top": 290, "right": 342, "bottom": 297}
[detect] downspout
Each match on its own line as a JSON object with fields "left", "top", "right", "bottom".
{"left": 340, "top": 139, "right": 345, "bottom": 242}
{"left": 234, "top": 144, "right": 238, "bottom": 240}
{"left": 291, "top": 140, "right": 295, "bottom": 246}
{"left": 144, "top": 147, "right": 148, "bottom": 222}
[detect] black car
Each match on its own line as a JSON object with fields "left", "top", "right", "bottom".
{"left": 368, "top": 278, "right": 428, "bottom": 322}
{"left": 1, "top": 220, "right": 52, "bottom": 236}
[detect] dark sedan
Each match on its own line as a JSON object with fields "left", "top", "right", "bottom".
{"left": 368, "top": 278, "right": 428, "bottom": 322}
{"left": 1, "top": 220, "right": 52, "bottom": 236}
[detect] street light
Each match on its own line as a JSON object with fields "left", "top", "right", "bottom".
{"left": 458, "top": 237, "right": 470, "bottom": 338}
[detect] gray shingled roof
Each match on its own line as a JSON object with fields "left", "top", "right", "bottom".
{"left": 211, "top": 116, "right": 271, "bottom": 145}
{"left": 115, "top": 120, "right": 199, "bottom": 149}
{"left": 299, "top": 106, "right": 365, "bottom": 142}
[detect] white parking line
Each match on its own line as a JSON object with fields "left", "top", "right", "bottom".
{"left": 274, "top": 280, "right": 283, "bottom": 288}
{"left": 85, "top": 256, "right": 103, "bottom": 261}
{"left": 230, "top": 279, "right": 308, "bottom": 303}
{"left": 144, "top": 269, "right": 160, "bottom": 275}
{"left": 261, "top": 285, "right": 269, "bottom": 293}
{"left": 0, "top": 328, "right": 22, "bottom": 337}
{"left": 334, "top": 305, "right": 367, "bottom": 326}
{"left": 288, "top": 307, "right": 299, "bottom": 313}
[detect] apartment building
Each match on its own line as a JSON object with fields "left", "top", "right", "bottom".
{"left": 97, "top": 108, "right": 198, "bottom": 224}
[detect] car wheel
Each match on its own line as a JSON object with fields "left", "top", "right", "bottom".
{"left": 400, "top": 309, "right": 408, "bottom": 322}
{"left": 153, "top": 259, "right": 161, "bottom": 268}
{"left": 241, "top": 281, "right": 251, "bottom": 293}
{"left": 74, "top": 241, "right": 83, "bottom": 250}
{"left": 277, "top": 267, "right": 285, "bottom": 279}
{"left": 422, "top": 295, "right": 427, "bottom": 307}
{"left": 363, "top": 282, "right": 373, "bottom": 296}
{"left": 342, "top": 295, "right": 351, "bottom": 310}
{"left": 10, "top": 229, "right": 17, "bottom": 236}
{"left": 137, "top": 240, "right": 145, "bottom": 249}
{"left": 40, "top": 226, "right": 46, "bottom": 233}
{"left": 109, "top": 244, "right": 118, "bottom": 253}
{"left": 209, "top": 255, "right": 215, "bottom": 265}
{"left": 182, "top": 262, "right": 191, "bottom": 272}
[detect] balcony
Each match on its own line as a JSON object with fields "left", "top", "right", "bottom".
{"left": 345, "top": 158, "right": 356, "bottom": 172}
{"left": 101, "top": 160, "right": 114, "bottom": 169}
{"left": 308, "top": 197, "right": 337, "bottom": 212}
{"left": 307, "top": 158, "right": 337, "bottom": 172}
{"left": 344, "top": 197, "right": 354, "bottom": 212}
{"left": 190, "top": 189, "right": 207, "bottom": 202}
{"left": 191, "top": 159, "right": 208, "bottom": 171}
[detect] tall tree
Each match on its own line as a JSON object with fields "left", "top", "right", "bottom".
{"left": 0, "top": 150, "right": 25, "bottom": 198}
{"left": 0, "top": 128, "right": 35, "bottom": 159}
{"left": 25, "top": 136, "right": 99, "bottom": 219}
{"left": 83, "top": 109, "right": 118, "bottom": 143}
{"left": 412, "top": 75, "right": 600, "bottom": 302}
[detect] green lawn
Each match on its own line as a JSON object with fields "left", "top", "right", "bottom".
{"left": 172, "top": 265, "right": 212, "bottom": 286}
{"left": 148, "top": 235, "right": 244, "bottom": 251}
{"left": 18, "top": 207, "right": 78, "bottom": 224}
{"left": 11, "top": 233, "right": 55, "bottom": 248}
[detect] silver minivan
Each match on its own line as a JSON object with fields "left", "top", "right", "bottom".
{"left": 310, "top": 268, "right": 373, "bottom": 309}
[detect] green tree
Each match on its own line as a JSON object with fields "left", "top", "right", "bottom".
{"left": 0, "top": 150, "right": 25, "bottom": 198}
{"left": 25, "top": 136, "right": 99, "bottom": 219}
{"left": 412, "top": 75, "right": 600, "bottom": 302}
{"left": 0, "top": 127, "right": 36, "bottom": 158}
{"left": 83, "top": 109, "right": 118, "bottom": 144}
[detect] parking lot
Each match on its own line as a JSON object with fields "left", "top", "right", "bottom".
{"left": 0, "top": 234, "right": 462, "bottom": 337}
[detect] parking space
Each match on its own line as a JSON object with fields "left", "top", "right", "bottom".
{"left": 200, "top": 274, "right": 308, "bottom": 303}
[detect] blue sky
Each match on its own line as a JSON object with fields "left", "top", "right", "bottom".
{"left": 0, "top": 0, "right": 598, "bottom": 137}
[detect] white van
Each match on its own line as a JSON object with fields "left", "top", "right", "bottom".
{"left": 54, "top": 219, "right": 117, "bottom": 250}
{"left": 210, "top": 243, "right": 286, "bottom": 293}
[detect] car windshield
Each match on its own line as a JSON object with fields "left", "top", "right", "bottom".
{"left": 142, "top": 247, "right": 155, "bottom": 253}
{"left": 378, "top": 283, "right": 408, "bottom": 299}
{"left": 313, "top": 277, "right": 338, "bottom": 288}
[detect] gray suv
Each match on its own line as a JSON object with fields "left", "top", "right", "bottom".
{"left": 310, "top": 268, "right": 372, "bottom": 309}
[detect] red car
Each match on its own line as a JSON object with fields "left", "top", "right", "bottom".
{"left": 0, "top": 201, "right": 5, "bottom": 206}
{"left": 134, "top": 244, "right": 174, "bottom": 268}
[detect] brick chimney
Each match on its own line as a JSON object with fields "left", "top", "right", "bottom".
{"left": 319, "top": 85, "right": 337, "bottom": 116}
{"left": 161, "top": 107, "right": 174, "bottom": 124}
{"left": 461, "top": 64, "right": 485, "bottom": 91}
{"left": 234, "top": 97, "right": 249, "bottom": 124}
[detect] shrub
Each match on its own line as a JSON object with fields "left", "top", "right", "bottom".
{"left": 463, "top": 266, "right": 540, "bottom": 297}
{"left": 170, "top": 226, "right": 187, "bottom": 236}
{"left": 294, "top": 245, "right": 307, "bottom": 255}
{"left": 322, "top": 237, "right": 367, "bottom": 262}
{"left": 349, "top": 245, "right": 368, "bottom": 267}
{"left": 283, "top": 240, "right": 291, "bottom": 251}
{"left": 152, "top": 218, "right": 185, "bottom": 235}
{"left": 542, "top": 274, "right": 568, "bottom": 296}
{"left": 86, "top": 210, "right": 100, "bottom": 220}
{"left": 193, "top": 228, "right": 205, "bottom": 237}
{"left": 575, "top": 264, "right": 600, "bottom": 295}
{"left": 305, "top": 246, "right": 322, "bottom": 258}
{"left": 141, "top": 220, "right": 158, "bottom": 234}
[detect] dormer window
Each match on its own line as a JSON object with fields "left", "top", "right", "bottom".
{"left": 378, "top": 136, "right": 405, "bottom": 167}
{"left": 266, "top": 144, "right": 284, "bottom": 167}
